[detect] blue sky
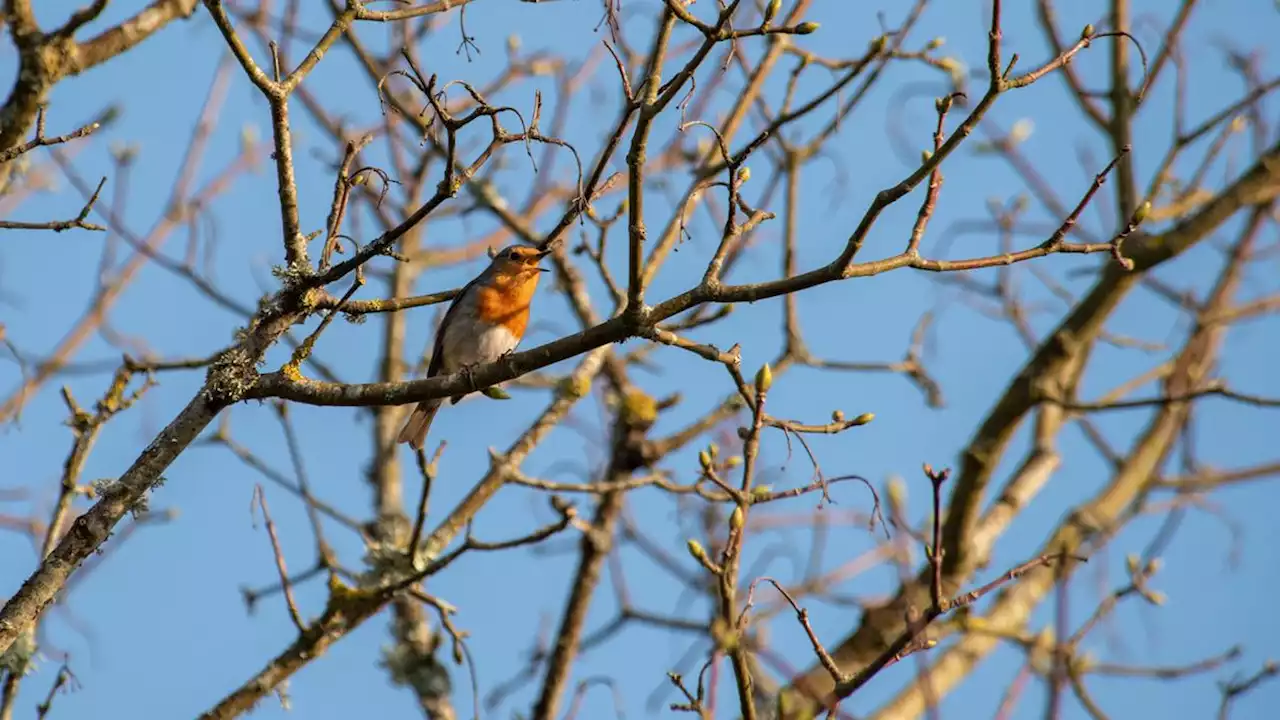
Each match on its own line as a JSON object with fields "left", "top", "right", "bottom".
{"left": 2, "top": 1, "right": 1278, "bottom": 719}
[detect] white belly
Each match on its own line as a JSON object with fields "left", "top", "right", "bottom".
{"left": 436, "top": 306, "right": 521, "bottom": 374}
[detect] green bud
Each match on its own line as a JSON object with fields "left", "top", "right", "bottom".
{"left": 687, "top": 539, "right": 708, "bottom": 563}
{"left": 1132, "top": 200, "right": 1151, "bottom": 225}
{"left": 481, "top": 386, "right": 512, "bottom": 400}
{"left": 729, "top": 506, "right": 744, "bottom": 532}
{"left": 1081, "top": 24, "right": 1095, "bottom": 40}
{"left": 869, "top": 34, "right": 887, "bottom": 54}
{"left": 699, "top": 450, "right": 712, "bottom": 469}
{"left": 831, "top": 409, "right": 845, "bottom": 422}
{"left": 795, "top": 21, "right": 820, "bottom": 35}
{"left": 764, "top": 0, "right": 782, "bottom": 24}
{"left": 755, "top": 363, "right": 773, "bottom": 393}
{"left": 852, "top": 412, "right": 875, "bottom": 426}
{"left": 926, "top": 36, "right": 945, "bottom": 50}
{"left": 736, "top": 165, "right": 752, "bottom": 183}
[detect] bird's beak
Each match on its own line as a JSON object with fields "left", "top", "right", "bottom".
{"left": 534, "top": 245, "right": 552, "bottom": 271}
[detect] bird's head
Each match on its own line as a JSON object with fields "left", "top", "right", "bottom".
{"left": 487, "top": 244, "right": 551, "bottom": 280}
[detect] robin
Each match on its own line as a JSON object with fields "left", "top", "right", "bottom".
{"left": 396, "top": 243, "right": 551, "bottom": 450}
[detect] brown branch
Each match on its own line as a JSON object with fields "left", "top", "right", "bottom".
{"left": 0, "top": 0, "right": 200, "bottom": 187}
{"left": 1048, "top": 382, "right": 1280, "bottom": 412}
{"left": 202, "top": 0, "right": 363, "bottom": 267}
{"left": 315, "top": 288, "right": 459, "bottom": 315}
{"left": 407, "top": 443, "right": 446, "bottom": 559}
{"left": 531, "top": 389, "right": 656, "bottom": 719}
{"left": 204, "top": 424, "right": 364, "bottom": 532}
{"left": 0, "top": 72, "right": 249, "bottom": 424}
{"left": 3, "top": 4, "right": 1276, "bottom": 718}
{"left": 823, "top": 551, "right": 1081, "bottom": 712}
{"left": 1218, "top": 660, "right": 1280, "bottom": 720}
{"left": 352, "top": 0, "right": 476, "bottom": 23}
{"left": 0, "top": 106, "right": 101, "bottom": 164}
{"left": 252, "top": 486, "right": 307, "bottom": 634}
{"left": 847, "top": 160, "right": 1262, "bottom": 720}
{"left": 195, "top": 349, "right": 608, "bottom": 718}
{"left": 33, "top": 660, "right": 78, "bottom": 719}
{"left": 67, "top": 0, "right": 201, "bottom": 73}
{"left": 0, "top": 176, "right": 106, "bottom": 233}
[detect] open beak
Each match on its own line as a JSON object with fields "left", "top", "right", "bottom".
{"left": 534, "top": 245, "right": 552, "bottom": 271}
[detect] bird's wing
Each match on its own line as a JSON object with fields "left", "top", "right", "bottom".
{"left": 425, "top": 273, "right": 482, "bottom": 378}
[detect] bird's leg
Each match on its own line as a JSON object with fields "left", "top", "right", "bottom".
{"left": 498, "top": 348, "right": 519, "bottom": 376}
{"left": 460, "top": 362, "right": 480, "bottom": 394}
{"left": 469, "top": 351, "right": 518, "bottom": 400}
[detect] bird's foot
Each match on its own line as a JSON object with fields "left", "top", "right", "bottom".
{"left": 461, "top": 363, "right": 480, "bottom": 394}
{"left": 499, "top": 349, "right": 519, "bottom": 375}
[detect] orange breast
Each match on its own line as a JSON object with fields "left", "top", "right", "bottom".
{"left": 474, "top": 270, "right": 540, "bottom": 338}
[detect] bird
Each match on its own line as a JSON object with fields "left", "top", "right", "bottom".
{"left": 396, "top": 243, "right": 551, "bottom": 450}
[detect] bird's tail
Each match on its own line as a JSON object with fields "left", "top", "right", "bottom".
{"left": 396, "top": 399, "right": 441, "bottom": 450}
